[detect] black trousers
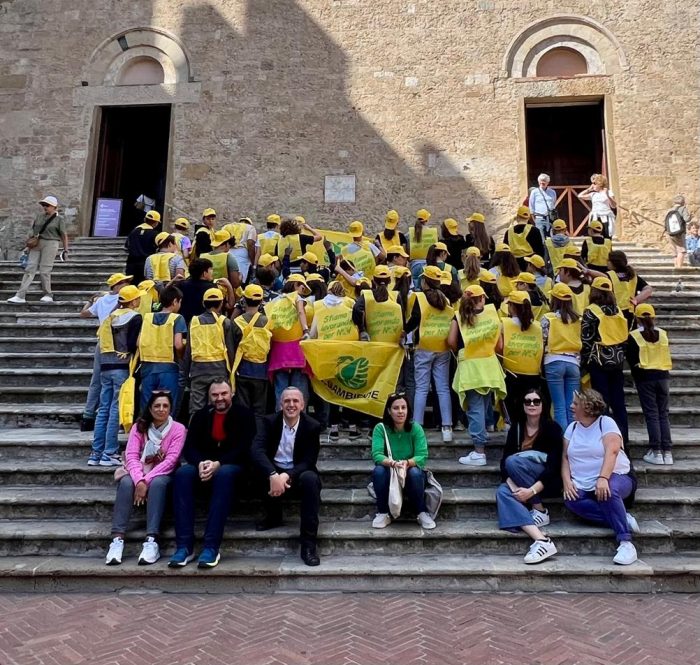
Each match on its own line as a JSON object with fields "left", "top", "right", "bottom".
{"left": 260, "top": 467, "right": 322, "bottom": 545}
{"left": 589, "top": 365, "right": 629, "bottom": 444}
{"left": 125, "top": 259, "right": 147, "bottom": 285}
{"left": 635, "top": 378, "right": 671, "bottom": 452}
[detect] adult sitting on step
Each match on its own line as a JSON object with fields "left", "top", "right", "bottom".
{"left": 105, "top": 391, "right": 186, "bottom": 566}
{"left": 169, "top": 378, "right": 256, "bottom": 569}
{"left": 124, "top": 210, "right": 160, "bottom": 284}
{"left": 496, "top": 388, "right": 563, "bottom": 564}
{"left": 562, "top": 389, "right": 640, "bottom": 566}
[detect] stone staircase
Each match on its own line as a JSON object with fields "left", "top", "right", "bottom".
{"left": 0, "top": 236, "right": 699, "bottom": 593}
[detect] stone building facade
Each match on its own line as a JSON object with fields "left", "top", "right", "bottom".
{"left": 0, "top": 0, "right": 698, "bottom": 254}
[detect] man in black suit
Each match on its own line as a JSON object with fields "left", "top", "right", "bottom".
{"left": 252, "top": 386, "right": 322, "bottom": 566}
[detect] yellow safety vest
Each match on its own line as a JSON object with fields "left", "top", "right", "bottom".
{"left": 139, "top": 312, "right": 178, "bottom": 363}
{"left": 364, "top": 290, "right": 404, "bottom": 343}
{"left": 543, "top": 313, "right": 582, "bottom": 354}
{"left": 334, "top": 274, "right": 358, "bottom": 301}
{"left": 506, "top": 226, "right": 534, "bottom": 258}
{"left": 503, "top": 318, "right": 543, "bottom": 375}
{"left": 491, "top": 268, "right": 514, "bottom": 298}
{"left": 458, "top": 269, "right": 479, "bottom": 293}
{"left": 277, "top": 234, "right": 303, "bottom": 262}
{"left": 545, "top": 238, "right": 572, "bottom": 269}
{"left": 258, "top": 231, "right": 280, "bottom": 257}
{"left": 608, "top": 271, "right": 638, "bottom": 312}
{"left": 173, "top": 233, "right": 186, "bottom": 255}
{"left": 200, "top": 251, "right": 229, "bottom": 280}
{"left": 586, "top": 304, "right": 629, "bottom": 346}
{"left": 313, "top": 302, "right": 359, "bottom": 341}
{"left": 148, "top": 252, "right": 175, "bottom": 282}
{"left": 138, "top": 286, "right": 158, "bottom": 316}
{"left": 342, "top": 242, "right": 377, "bottom": 279}
{"left": 414, "top": 292, "right": 454, "bottom": 352}
{"left": 540, "top": 277, "right": 553, "bottom": 299}
{"left": 97, "top": 308, "right": 136, "bottom": 354}
{"left": 408, "top": 227, "right": 438, "bottom": 261}
{"left": 232, "top": 313, "right": 272, "bottom": 366}
{"left": 222, "top": 222, "right": 248, "bottom": 248}
{"left": 460, "top": 304, "right": 501, "bottom": 359}
{"left": 265, "top": 293, "right": 305, "bottom": 342}
{"left": 570, "top": 284, "right": 590, "bottom": 316}
{"left": 189, "top": 314, "right": 229, "bottom": 366}
{"left": 630, "top": 329, "right": 672, "bottom": 371}
{"left": 584, "top": 238, "right": 612, "bottom": 267}
{"left": 377, "top": 232, "right": 401, "bottom": 253}
{"left": 192, "top": 227, "right": 215, "bottom": 259}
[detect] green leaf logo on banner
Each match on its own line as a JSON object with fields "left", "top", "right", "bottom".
{"left": 335, "top": 356, "right": 369, "bottom": 389}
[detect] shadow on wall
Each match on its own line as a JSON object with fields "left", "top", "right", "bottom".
{"left": 175, "top": 0, "right": 494, "bottom": 233}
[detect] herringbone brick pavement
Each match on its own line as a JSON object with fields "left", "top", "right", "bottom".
{"left": 0, "top": 593, "right": 698, "bottom": 665}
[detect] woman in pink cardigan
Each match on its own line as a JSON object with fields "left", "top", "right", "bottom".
{"left": 105, "top": 391, "right": 186, "bottom": 566}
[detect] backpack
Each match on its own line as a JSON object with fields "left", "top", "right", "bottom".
{"left": 665, "top": 208, "right": 685, "bottom": 236}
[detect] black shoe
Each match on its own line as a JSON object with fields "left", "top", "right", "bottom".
{"left": 256, "top": 517, "right": 284, "bottom": 532}
{"left": 301, "top": 543, "right": 320, "bottom": 567}
{"left": 348, "top": 425, "right": 362, "bottom": 440}
{"left": 80, "top": 418, "right": 95, "bottom": 432}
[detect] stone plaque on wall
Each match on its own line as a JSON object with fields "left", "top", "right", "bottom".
{"left": 324, "top": 175, "right": 356, "bottom": 203}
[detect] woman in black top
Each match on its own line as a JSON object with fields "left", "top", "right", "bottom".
{"left": 441, "top": 218, "right": 468, "bottom": 271}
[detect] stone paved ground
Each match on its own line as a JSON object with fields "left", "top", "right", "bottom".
{"left": 0, "top": 593, "right": 698, "bottom": 665}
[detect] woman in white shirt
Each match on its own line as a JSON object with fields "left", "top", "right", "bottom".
{"left": 562, "top": 389, "right": 639, "bottom": 565}
{"left": 578, "top": 174, "right": 617, "bottom": 238}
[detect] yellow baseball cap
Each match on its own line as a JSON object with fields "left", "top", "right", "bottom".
{"left": 516, "top": 206, "right": 531, "bottom": 220}
{"left": 203, "top": 287, "right": 224, "bottom": 302}
{"left": 556, "top": 258, "right": 582, "bottom": 272}
{"left": 564, "top": 246, "right": 582, "bottom": 257}
{"left": 155, "top": 231, "right": 171, "bottom": 247}
{"left": 416, "top": 209, "right": 431, "bottom": 222}
{"left": 465, "top": 284, "right": 486, "bottom": 298}
{"left": 467, "top": 213, "right": 485, "bottom": 224}
{"left": 287, "top": 274, "right": 311, "bottom": 294}
{"left": 387, "top": 245, "right": 409, "bottom": 258}
{"left": 258, "top": 254, "right": 279, "bottom": 268}
{"left": 373, "top": 265, "right": 391, "bottom": 279}
{"left": 495, "top": 242, "right": 511, "bottom": 253}
{"left": 550, "top": 283, "right": 574, "bottom": 301}
{"left": 439, "top": 269, "right": 453, "bottom": 286}
{"left": 301, "top": 251, "right": 319, "bottom": 265}
{"left": 243, "top": 284, "right": 264, "bottom": 300}
{"left": 145, "top": 210, "right": 161, "bottom": 222}
{"left": 433, "top": 241, "right": 449, "bottom": 254}
{"left": 524, "top": 254, "right": 545, "bottom": 269}
{"left": 589, "top": 220, "right": 604, "bottom": 232}
{"left": 202, "top": 208, "right": 217, "bottom": 218}
{"left": 479, "top": 269, "right": 497, "bottom": 284}
{"left": 421, "top": 265, "right": 444, "bottom": 281}
{"left": 348, "top": 221, "right": 364, "bottom": 236}
{"left": 266, "top": 214, "right": 281, "bottom": 225}
{"left": 552, "top": 219, "right": 567, "bottom": 232}
{"left": 118, "top": 285, "right": 144, "bottom": 304}
{"left": 106, "top": 273, "right": 133, "bottom": 287}
{"left": 174, "top": 217, "right": 190, "bottom": 231}
{"left": 635, "top": 303, "right": 656, "bottom": 318}
{"left": 294, "top": 215, "right": 306, "bottom": 225}
{"left": 466, "top": 246, "right": 481, "bottom": 257}
{"left": 138, "top": 280, "right": 155, "bottom": 292}
{"left": 305, "top": 273, "right": 325, "bottom": 284}
{"left": 211, "top": 230, "right": 231, "bottom": 248}
{"left": 506, "top": 290, "right": 531, "bottom": 305}
{"left": 444, "top": 218, "right": 459, "bottom": 234}
{"left": 356, "top": 276, "right": 372, "bottom": 288}
{"left": 516, "top": 272, "right": 536, "bottom": 285}
{"left": 591, "top": 276, "right": 613, "bottom": 292}
{"left": 392, "top": 266, "right": 411, "bottom": 278}
{"left": 385, "top": 210, "right": 399, "bottom": 230}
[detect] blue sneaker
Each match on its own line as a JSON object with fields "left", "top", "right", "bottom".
{"left": 99, "top": 453, "right": 122, "bottom": 467}
{"left": 197, "top": 548, "right": 221, "bottom": 569}
{"left": 87, "top": 452, "right": 101, "bottom": 466}
{"left": 168, "top": 547, "right": 195, "bottom": 568}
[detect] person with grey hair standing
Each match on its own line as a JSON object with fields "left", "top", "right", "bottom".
{"left": 664, "top": 195, "right": 693, "bottom": 269}
{"left": 8, "top": 195, "right": 69, "bottom": 304}
{"left": 528, "top": 174, "right": 557, "bottom": 239}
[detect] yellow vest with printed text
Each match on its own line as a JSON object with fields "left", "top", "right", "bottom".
{"left": 409, "top": 227, "right": 438, "bottom": 261}
{"left": 543, "top": 313, "right": 582, "bottom": 354}
{"left": 139, "top": 312, "right": 178, "bottom": 363}
{"left": 415, "top": 291, "right": 454, "bottom": 353}
{"left": 586, "top": 304, "right": 629, "bottom": 346}
{"left": 265, "top": 293, "right": 305, "bottom": 342}
{"left": 313, "top": 301, "right": 359, "bottom": 341}
{"left": 630, "top": 329, "right": 672, "bottom": 371}
{"left": 503, "top": 318, "right": 543, "bottom": 375}
{"left": 364, "top": 290, "right": 404, "bottom": 344}
{"left": 342, "top": 242, "right": 377, "bottom": 279}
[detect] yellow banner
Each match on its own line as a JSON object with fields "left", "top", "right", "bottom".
{"left": 300, "top": 340, "right": 403, "bottom": 418}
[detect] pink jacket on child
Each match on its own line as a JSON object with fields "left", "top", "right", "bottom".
{"left": 123, "top": 421, "right": 187, "bottom": 485}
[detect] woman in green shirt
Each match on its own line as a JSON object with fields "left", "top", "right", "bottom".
{"left": 371, "top": 393, "right": 435, "bottom": 530}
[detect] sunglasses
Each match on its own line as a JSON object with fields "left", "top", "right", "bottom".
{"left": 389, "top": 392, "right": 407, "bottom": 398}
{"left": 523, "top": 398, "right": 542, "bottom": 406}
{"left": 151, "top": 390, "right": 172, "bottom": 397}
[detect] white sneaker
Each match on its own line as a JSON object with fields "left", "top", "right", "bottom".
{"left": 643, "top": 450, "right": 664, "bottom": 465}
{"left": 441, "top": 426, "right": 453, "bottom": 443}
{"left": 524, "top": 538, "right": 557, "bottom": 564}
{"left": 138, "top": 537, "right": 160, "bottom": 565}
{"left": 7, "top": 295, "right": 25, "bottom": 304}
{"left": 663, "top": 452, "right": 674, "bottom": 465}
{"left": 458, "top": 451, "right": 487, "bottom": 466}
{"left": 530, "top": 508, "right": 550, "bottom": 527}
{"left": 372, "top": 513, "right": 391, "bottom": 529}
{"left": 626, "top": 513, "right": 641, "bottom": 534}
{"left": 613, "top": 541, "right": 638, "bottom": 565}
{"left": 105, "top": 537, "right": 124, "bottom": 565}
{"left": 40, "top": 294, "right": 54, "bottom": 303}
{"left": 417, "top": 511, "right": 436, "bottom": 530}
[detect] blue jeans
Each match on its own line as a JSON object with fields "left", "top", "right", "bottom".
{"left": 413, "top": 350, "right": 452, "bottom": 427}
{"left": 273, "top": 369, "right": 309, "bottom": 410}
{"left": 83, "top": 343, "right": 101, "bottom": 419}
{"left": 496, "top": 456, "right": 546, "bottom": 531}
{"left": 172, "top": 463, "right": 243, "bottom": 551}
{"left": 544, "top": 360, "right": 580, "bottom": 431}
{"left": 91, "top": 368, "right": 128, "bottom": 457}
{"left": 372, "top": 465, "right": 426, "bottom": 515}
{"left": 534, "top": 216, "right": 551, "bottom": 239}
{"left": 139, "top": 366, "right": 180, "bottom": 413}
{"left": 466, "top": 389, "right": 490, "bottom": 449}
{"left": 564, "top": 473, "right": 635, "bottom": 542}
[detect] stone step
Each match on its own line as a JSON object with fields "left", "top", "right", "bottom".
{"left": 0, "top": 337, "right": 95, "bottom": 353}
{"left": 1, "top": 485, "right": 699, "bottom": 522}
{"left": 0, "top": 368, "right": 93, "bottom": 387}
{"left": 0, "top": 290, "right": 97, "bottom": 301}
{"left": 0, "top": 301, "right": 86, "bottom": 314}
{"left": 0, "top": 352, "right": 94, "bottom": 368}
{"left": 0, "top": 517, "right": 697, "bottom": 558}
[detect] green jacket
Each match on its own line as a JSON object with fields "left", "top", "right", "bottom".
{"left": 371, "top": 422, "right": 428, "bottom": 468}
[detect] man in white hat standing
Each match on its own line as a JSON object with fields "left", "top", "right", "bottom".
{"left": 8, "top": 195, "right": 69, "bottom": 304}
